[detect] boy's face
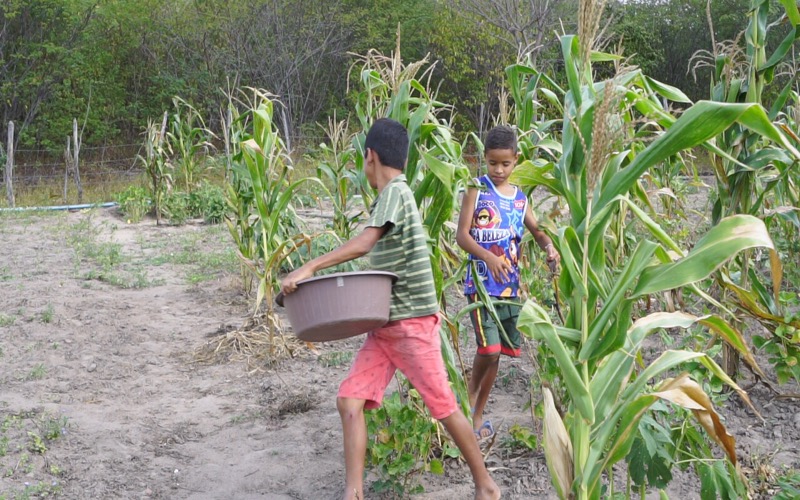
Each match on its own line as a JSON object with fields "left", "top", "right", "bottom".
{"left": 485, "top": 148, "right": 518, "bottom": 187}
{"left": 365, "top": 148, "right": 378, "bottom": 189}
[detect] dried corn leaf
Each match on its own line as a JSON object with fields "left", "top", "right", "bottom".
{"left": 653, "top": 374, "right": 737, "bottom": 465}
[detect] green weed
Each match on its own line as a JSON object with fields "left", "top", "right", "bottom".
{"left": 365, "top": 389, "right": 458, "bottom": 496}
{"left": 24, "top": 364, "right": 46, "bottom": 381}
{"left": 774, "top": 470, "right": 800, "bottom": 500}
{"left": 0, "top": 314, "right": 15, "bottom": 327}
{"left": 0, "top": 410, "right": 69, "bottom": 497}
{"left": 115, "top": 185, "right": 152, "bottom": 223}
{"left": 318, "top": 351, "right": 353, "bottom": 367}
{"left": 501, "top": 424, "right": 539, "bottom": 453}
{"left": 40, "top": 305, "right": 54, "bottom": 324}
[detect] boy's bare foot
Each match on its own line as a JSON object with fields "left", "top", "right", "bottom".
{"left": 475, "top": 480, "right": 501, "bottom": 499}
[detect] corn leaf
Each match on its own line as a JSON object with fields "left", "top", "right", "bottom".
{"left": 580, "top": 241, "right": 658, "bottom": 361}
{"left": 518, "top": 301, "right": 595, "bottom": 423}
{"left": 596, "top": 102, "right": 800, "bottom": 213}
{"left": 633, "top": 214, "right": 777, "bottom": 297}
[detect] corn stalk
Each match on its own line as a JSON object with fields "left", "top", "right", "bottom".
{"left": 166, "top": 97, "right": 216, "bottom": 196}
{"left": 512, "top": 23, "right": 795, "bottom": 497}
{"left": 137, "top": 113, "right": 170, "bottom": 226}
{"left": 224, "top": 90, "right": 328, "bottom": 347}
{"left": 685, "top": 0, "right": 800, "bottom": 376}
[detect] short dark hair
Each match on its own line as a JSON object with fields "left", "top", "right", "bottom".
{"left": 485, "top": 125, "right": 517, "bottom": 153}
{"left": 364, "top": 118, "right": 408, "bottom": 170}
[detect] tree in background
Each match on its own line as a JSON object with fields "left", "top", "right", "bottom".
{"left": 0, "top": 0, "right": 97, "bottom": 148}
{"left": 446, "top": 0, "right": 577, "bottom": 64}
{"left": 605, "top": 0, "right": 752, "bottom": 102}
{"left": 427, "top": 5, "right": 514, "bottom": 133}
{"left": 2, "top": 0, "right": 786, "bottom": 149}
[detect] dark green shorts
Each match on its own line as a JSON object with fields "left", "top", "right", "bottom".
{"left": 467, "top": 294, "right": 522, "bottom": 357}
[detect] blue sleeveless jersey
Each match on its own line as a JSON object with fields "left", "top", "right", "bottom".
{"left": 463, "top": 175, "right": 527, "bottom": 298}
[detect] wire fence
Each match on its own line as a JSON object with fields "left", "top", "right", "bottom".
{"left": 2, "top": 136, "right": 484, "bottom": 196}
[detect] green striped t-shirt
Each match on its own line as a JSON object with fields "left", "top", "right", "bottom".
{"left": 367, "top": 175, "right": 438, "bottom": 321}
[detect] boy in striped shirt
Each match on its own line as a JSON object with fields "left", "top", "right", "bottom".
{"left": 281, "top": 118, "right": 500, "bottom": 500}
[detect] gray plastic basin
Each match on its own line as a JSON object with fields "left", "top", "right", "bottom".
{"left": 275, "top": 271, "right": 398, "bottom": 342}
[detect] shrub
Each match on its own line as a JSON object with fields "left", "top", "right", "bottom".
{"left": 365, "top": 389, "right": 458, "bottom": 496}
{"left": 161, "top": 191, "right": 191, "bottom": 225}
{"left": 115, "top": 186, "right": 151, "bottom": 223}
{"left": 189, "top": 181, "right": 226, "bottom": 224}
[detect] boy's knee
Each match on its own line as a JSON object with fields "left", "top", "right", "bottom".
{"left": 477, "top": 352, "right": 501, "bottom": 361}
{"left": 337, "top": 397, "right": 365, "bottom": 420}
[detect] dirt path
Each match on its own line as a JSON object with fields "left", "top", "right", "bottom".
{"left": 0, "top": 206, "right": 797, "bottom": 499}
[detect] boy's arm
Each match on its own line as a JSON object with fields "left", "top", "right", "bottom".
{"left": 280, "top": 225, "right": 388, "bottom": 294}
{"left": 456, "top": 187, "right": 512, "bottom": 283}
{"left": 524, "top": 205, "right": 560, "bottom": 268}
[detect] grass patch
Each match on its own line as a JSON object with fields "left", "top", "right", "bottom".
{"left": 66, "top": 214, "right": 163, "bottom": 288}
{"left": 0, "top": 314, "right": 16, "bottom": 327}
{"left": 39, "top": 305, "right": 54, "bottom": 324}
{"left": 0, "top": 409, "right": 68, "bottom": 498}
{"left": 144, "top": 224, "right": 238, "bottom": 285}
{"left": 0, "top": 171, "right": 144, "bottom": 209}
{"left": 23, "top": 364, "right": 46, "bottom": 381}
{"left": 318, "top": 351, "right": 353, "bottom": 368}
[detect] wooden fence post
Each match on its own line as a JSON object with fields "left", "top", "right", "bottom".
{"left": 63, "top": 136, "right": 71, "bottom": 203}
{"left": 73, "top": 118, "right": 83, "bottom": 204}
{"left": 5, "top": 121, "right": 13, "bottom": 208}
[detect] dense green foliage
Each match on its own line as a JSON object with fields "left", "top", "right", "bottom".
{"left": 2, "top": 0, "right": 784, "bottom": 150}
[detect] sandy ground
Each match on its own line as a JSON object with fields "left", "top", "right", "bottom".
{"left": 0, "top": 205, "right": 798, "bottom": 499}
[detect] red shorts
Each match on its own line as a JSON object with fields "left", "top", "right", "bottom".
{"left": 337, "top": 313, "right": 458, "bottom": 420}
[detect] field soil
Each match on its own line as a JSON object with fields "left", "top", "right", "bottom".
{"left": 1, "top": 204, "right": 798, "bottom": 499}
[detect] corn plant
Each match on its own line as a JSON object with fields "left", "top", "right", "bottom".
{"left": 224, "top": 90, "right": 328, "bottom": 351}
{"left": 685, "top": 0, "right": 800, "bottom": 376}
{"left": 167, "top": 96, "right": 216, "bottom": 195}
{"left": 312, "top": 114, "right": 369, "bottom": 242}
{"left": 511, "top": 12, "right": 798, "bottom": 495}
{"left": 138, "top": 114, "right": 171, "bottom": 225}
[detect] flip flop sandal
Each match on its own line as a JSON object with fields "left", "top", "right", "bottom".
{"left": 474, "top": 420, "right": 495, "bottom": 440}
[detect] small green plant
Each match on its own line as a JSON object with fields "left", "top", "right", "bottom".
{"left": 42, "top": 416, "right": 68, "bottom": 441}
{"left": 189, "top": 181, "right": 227, "bottom": 224}
{"left": 317, "top": 351, "right": 353, "bottom": 367}
{"left": 365, "top": 389, "right": 458, "bottom": 496}
{"left": 27, "top": 432, "right": 47, "bottom": 454}
{"left": 774, "top": 470, "right": 800, "bottom": 500}
{"left": 0, "top": 314, "right": 15, "bottom": 327}
{"left": 40, "top": 305, "right": 54, "bottom": 324}
{"left": 161, "top": 190, "right": 191, "bottom": 225}
{"left": 501, "top": 424, "right": 539, "bottom": 452}
{"left": 115, "top": 185, "right": 152, "bottom": 223}
{"left": 24, "top": 364, "right": 46, "bottom": 381}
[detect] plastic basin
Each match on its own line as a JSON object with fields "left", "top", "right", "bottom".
{"left": 275, "top": 271, "right": 398, "bottom": 342}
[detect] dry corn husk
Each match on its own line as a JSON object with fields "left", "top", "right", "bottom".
{"left": 543, "top": 387, "right": 574, "bottom": 499}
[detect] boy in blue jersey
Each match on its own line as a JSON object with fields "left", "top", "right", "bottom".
{"left": 456, "top": 125, "right": 560, "bottom": 439}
